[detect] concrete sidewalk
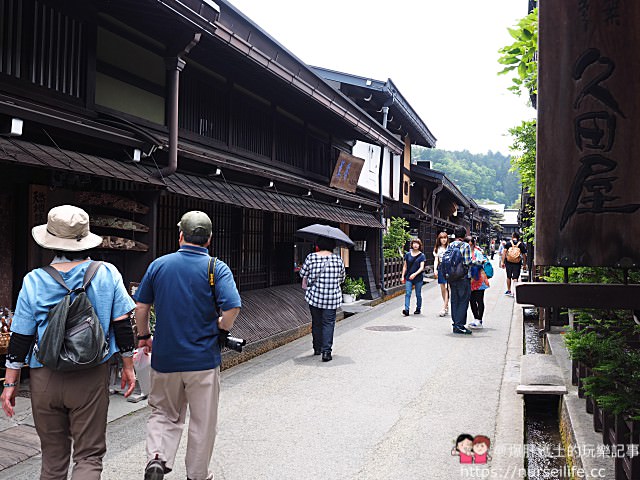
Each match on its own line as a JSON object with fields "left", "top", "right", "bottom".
{"left": 2, "top": 261, "right": 525, "bottom": 479}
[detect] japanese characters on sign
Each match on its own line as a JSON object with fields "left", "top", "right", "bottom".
{"left": 329, "top": 151, "right": 365, "bottom": 193}
{"left": 536, "top": 1, "right": 640, "bottom": 267}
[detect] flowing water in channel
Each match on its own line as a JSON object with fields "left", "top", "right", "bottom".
{"left": 523, "top": 313, "right": 569, "bottom": 479}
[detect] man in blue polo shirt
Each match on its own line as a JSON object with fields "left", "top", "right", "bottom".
{"left": 134, "top": 211, "right": 241, "bottom": 480}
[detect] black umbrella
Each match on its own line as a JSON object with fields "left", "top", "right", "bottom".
{"left": 295, "top": 224, "right": 355, "bottom": 247}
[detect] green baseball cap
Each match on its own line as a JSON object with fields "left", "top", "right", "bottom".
{"left": 177, "top": 211, "right": 212, "bottom": 237}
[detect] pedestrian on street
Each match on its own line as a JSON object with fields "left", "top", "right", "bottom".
{"left": 1, "top": 205, "right": 137, "bottom": 480}
{"left": 299, "top": 237, "right": 345, "bottom": 362}
{"left": 401, "top": 239, "right": 426, "bottom": 316}
{"left": 433, "top": 231, "right": 450, "bottom": 317}
{"left": 135, "top": 211, "right": 241, "bottom": 480}
{"left": 446, "top": 226, "right": 473, "bottom": 335}
{"left": 489, "top": 239, "right": 496, "bottom": 260}
{"left": 500, "top": 232, "right": 527, "bottom": 297}
{"left": 497, "top": 239, "right": 506, "bottom": 259}
{"left": 468, "top": 237, "right": 490, "bottom": 329}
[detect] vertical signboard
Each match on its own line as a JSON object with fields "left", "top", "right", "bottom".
{"left": 330, "top": 151, "right": 365, "bottom": 193}
{"left": 536, "top": 1, "right": 640, "bottom": 267}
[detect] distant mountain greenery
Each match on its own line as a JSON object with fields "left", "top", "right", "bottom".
{"left": 411, "top": 147, "right": 521, "bottom": 206}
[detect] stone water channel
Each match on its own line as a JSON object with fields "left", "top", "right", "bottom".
{"left": 523, "top": 309, "right": 569, "bottom": 479}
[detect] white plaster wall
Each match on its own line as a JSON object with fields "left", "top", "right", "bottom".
{"left": 353, "top": 141, "right": 399, "bottom": 200}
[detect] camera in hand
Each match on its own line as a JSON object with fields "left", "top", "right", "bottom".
{"left": 219, "top": 329, "right": 247, "bottom": 353}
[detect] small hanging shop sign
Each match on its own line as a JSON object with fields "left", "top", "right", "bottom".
{"left": 329, "top": 151, "right": 365, "bottom": 193}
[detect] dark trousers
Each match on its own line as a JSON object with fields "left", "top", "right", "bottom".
{"left": 449, "top": 278, "right": 471, "bottom": 329}
{"left": 30, "top": 362, "right": 110, "bottom": 480}
{"left": 309, "top": 305, "right": 337, "bottom": 353}
{"left": 470, "top": 290, "right": 485, "bottom": 321}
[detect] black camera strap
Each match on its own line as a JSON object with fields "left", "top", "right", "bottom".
{"left": 208, "top": 256, "right": 221, "bottom": 316}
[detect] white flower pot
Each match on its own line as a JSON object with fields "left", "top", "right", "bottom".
{"left": 342, "top": 293, "right": 356, "bottom": 304}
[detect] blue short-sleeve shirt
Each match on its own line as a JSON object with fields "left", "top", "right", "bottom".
{"left": 11, "top": 261, "right": 135, "bottom": 369}
{"left": 134, "top": 245, "right": 242, "bottom": 373}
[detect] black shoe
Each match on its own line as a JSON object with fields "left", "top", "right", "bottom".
{"left": 402, "top": 309, "right": 410, "bottom": 316}
{"left": 322, "top": 351, "right": 332, "bottom": 362}
{"left": 145, "top": 456, "right": 166, "bottom": 480}
{"left": 414, "top": 309, "right": 421, "bottom": 314}
{"left": 314, "top": 350, "right": 321, "bottom": 355}
{"left": 453, "top": 327, "right": 472, "bottom": 335}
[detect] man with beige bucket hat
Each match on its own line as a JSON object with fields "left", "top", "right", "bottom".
{"left": 0, "top": 205, "right": 137, "bottom": 479}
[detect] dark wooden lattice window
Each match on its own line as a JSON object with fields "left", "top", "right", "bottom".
{"left": 179, "top": 72, "right": 228, "bottom": 143}
{"left": 270, "top": 213, "right": 296, "bottom": 286}
{"left": 230, "top": 91, "right": 272, "bottom": 158}
{"left": 307, "top": 135, "right": 330, "bottom": 178}
{"left": 274, "top": 114, "right": 305, "bottom": 169}
{"left": 240, "top": 209, "right": 267, "bottom": 290}
{"left": 0, "top": 0, "right": 87, "bottom": 98}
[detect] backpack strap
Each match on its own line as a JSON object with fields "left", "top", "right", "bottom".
{"left": 42, "top": 266, "right": 71, "bottom": 293}
{"left": 80, "top": 261, "right": 103, "bottom": 292}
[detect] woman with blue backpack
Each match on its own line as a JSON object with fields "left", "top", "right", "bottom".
{"left": 467, "top": 237, "right": 491, "bottom": 329}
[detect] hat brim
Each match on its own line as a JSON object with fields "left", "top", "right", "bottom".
{"left": 32, "top": 224, "right": 104, "bottom": 252}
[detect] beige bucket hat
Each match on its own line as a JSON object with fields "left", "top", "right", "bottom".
{"left": 32, "top": 205, "right": 104, "bottom": 251}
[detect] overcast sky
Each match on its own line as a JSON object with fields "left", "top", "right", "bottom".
{"left": 227, "top": 0, "right": 536, "bottom": 155}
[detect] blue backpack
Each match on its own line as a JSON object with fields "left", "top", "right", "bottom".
{"left": 483, "top": 260, "right": 494, "bottom": 279}
{"left": 441, "top": 243, "right": 468, "bottom": 282}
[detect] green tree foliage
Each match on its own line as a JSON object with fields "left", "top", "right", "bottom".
{"left": 412, "top": 147, "right": 521, "bottom": 206}
{"left": 498, "top": 8, "right": 538, "bottom": 98}
{"left": 508, "top": 120, "right": 536, "bottom": 196}
{"left": 383, "top": 217, "right": 411, "bottom": 259}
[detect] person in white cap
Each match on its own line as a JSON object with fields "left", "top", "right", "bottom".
{"left": 0, "top": 205, "right": 137, "bottom": 480}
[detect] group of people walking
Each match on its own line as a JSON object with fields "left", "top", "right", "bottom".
{"left": 1, "top": 205, "right": 241, "bottom": 480}
{"left": 401, "top": 226, "right": 527, "bottom": 334}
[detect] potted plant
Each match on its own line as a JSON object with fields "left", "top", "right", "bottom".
{"left": 342, "top": 277, "right": 366, "bottom": 304}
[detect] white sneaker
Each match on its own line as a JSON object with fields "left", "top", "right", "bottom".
{"left": 438, "top": 309, "right": 447, "bottom": 317}
{"left": 469, "top": 320, "right": 483, "bottom": 329}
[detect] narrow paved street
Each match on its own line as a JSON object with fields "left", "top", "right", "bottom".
{"left": 3, "top": 261, "right": 523, "bottom": 480}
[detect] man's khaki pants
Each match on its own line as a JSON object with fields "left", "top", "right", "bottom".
{"left": 30, "top": 362, "right": 110, "bottom": 480}
{"left": 147, "top": 367, "right": 220, "bottom": 480}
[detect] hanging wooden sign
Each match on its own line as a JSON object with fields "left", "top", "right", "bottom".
{"left": 99, "top": 236, "right": 149, "bottom": 252}
{"left": 90, "top": 215, "right": 150, "bottom": 232}
{"left": 536, "top": 1, "right": 640, "bottom": 267}
{"left": 330, "top": 151, "right": 365, "bottom": 193}
{"left": 76, "top": 192, "right": 149, "bottom": 214}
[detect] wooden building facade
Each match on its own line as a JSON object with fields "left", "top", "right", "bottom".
{"left": 0, "top": 0, "right": 405, "bottom": 311}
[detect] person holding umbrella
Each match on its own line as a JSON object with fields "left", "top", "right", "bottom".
{"left": 297, "top": 226, "right": 347, "bottom": 362}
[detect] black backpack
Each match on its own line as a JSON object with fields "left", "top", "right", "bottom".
{"left": 441, "top": 243, "right": 468, "bottom": 282}
{"left": 34, "top": 261, "right": 110, "bottom": 371}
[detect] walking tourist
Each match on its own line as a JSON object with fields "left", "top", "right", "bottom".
{"left": 433, "top": 232, "right": 450, "bottom": 317}
{"left": 500, "top": 232, "right": 527, "bottom": 297}
{"left": 135, "top": 211, "right": 241, "bottom": 480}
{"left": 445, "top": 226, "right": 473, "bottom": 335}
{"left": 402, "top": 239, "right": 426, "bottom": 316}
{"left": 1, "top": 205, "right": 137, "bottom": 480}
{"left": 468, "top": 237, "right": 490, "bottom": 329}
{"left": 299, "top": 237, "right": 346, "bottom": 362}
{"left": 489, "top": 239, "right": 496, "bottom": 259}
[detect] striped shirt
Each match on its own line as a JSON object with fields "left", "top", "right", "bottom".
{"left": 299, "top": 252, "right": 346, "bottom": 309}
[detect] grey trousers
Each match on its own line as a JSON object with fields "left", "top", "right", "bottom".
{"left": 146, "top": 367, "right": 220, "bottom": 480}
{"left": 30, "top": 362, "right": 110, "bottom": 480}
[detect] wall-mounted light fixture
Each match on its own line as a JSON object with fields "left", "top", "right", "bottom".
{"left": 306, "top": 190, "right": 312, "bottom": 196}
{"left": 410, "top": 181, "right": 415, "bottom": 187}
{"left": 1, "top": 117, "right": 23, "bottom": 136}
{"left": 358, "top": 204, "right": 362, "bottom": 209}
{"left": 335, "top": 198, "right": 340, "bottom": 204}
{"left": 266, "top": 181, "right": 274, "bottom": 188}
{"left": 133, "top": 148, "right": 142, "bottom": 162}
